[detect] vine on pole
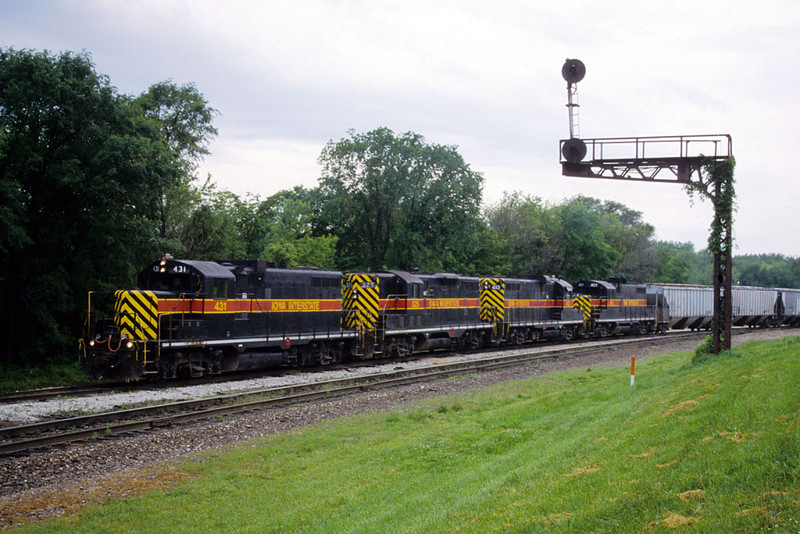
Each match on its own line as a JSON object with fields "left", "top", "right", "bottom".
{"left": 684, "top": 156, "right": 736, "bottom": 353}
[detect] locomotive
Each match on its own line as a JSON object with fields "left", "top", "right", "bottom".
{"left": 80, "top": 256, "right": 800, "bottom": 381}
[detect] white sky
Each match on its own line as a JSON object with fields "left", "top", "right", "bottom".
{"left": 4, "top": 0, "right": 799, "bottom": 256}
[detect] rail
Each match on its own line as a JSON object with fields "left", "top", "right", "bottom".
{"left": 0, "top": 332, "right": 709, "bottom": 455}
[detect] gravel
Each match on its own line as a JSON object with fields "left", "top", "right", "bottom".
{"left": 0, "top": 329, "right": 795, "bottom": 529}
{"left": 0, "top": 336, "right": 664, "bottom": 424}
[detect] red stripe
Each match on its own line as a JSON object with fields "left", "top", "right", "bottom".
{"left": 157, "top": 299, "right": 342, "bottom": 314}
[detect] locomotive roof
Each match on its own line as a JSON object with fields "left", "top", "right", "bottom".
{"left": 535, "top": 275, "right": 574, "bottom": 291}
{"left": 159, "top": 258, "right": 236, "bottom": 280}
{"left": 577, "top": 279, "right": 616, "bottom": 290}
{"left": 381, "top": 270, "right": 425, "bottom": 284}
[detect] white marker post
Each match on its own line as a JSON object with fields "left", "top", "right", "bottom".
{"left": 630, "top": 355, "right": 635, "bottom": 386}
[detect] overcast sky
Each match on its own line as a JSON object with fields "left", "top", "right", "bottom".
{"left": 4, "top": 0, "right": 799, "bottom": 256}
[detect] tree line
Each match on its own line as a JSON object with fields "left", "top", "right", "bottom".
{"left": 1, "top": 48, "right": 798, "bottom": 366}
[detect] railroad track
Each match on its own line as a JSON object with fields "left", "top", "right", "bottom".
{"left": 0, "top": 329, "right": 707, "bottom": 404}
{"left": 0, "top": 368, "right": 299, "bottom": 405}
{"left": 0, "top": 332, "right": 707, "bottom": 456}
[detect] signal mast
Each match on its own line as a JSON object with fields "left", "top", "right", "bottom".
{"left": 559, "top": 59, "right": 734, "bottom": 353}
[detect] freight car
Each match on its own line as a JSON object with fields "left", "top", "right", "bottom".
{"left": 648, "top": 283, "right": 788, "bottom": 331}
{"left": 779, "top": 288, "right": 800, "bottom": 326}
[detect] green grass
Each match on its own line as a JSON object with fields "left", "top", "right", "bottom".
{"left": 0, "top": 361, "right": 91, "bottom": 392}
{"left": 18, "top": 336, "right": 800, "bottom": 533}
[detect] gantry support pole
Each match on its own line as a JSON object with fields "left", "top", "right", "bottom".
{"left": 712, "top": 177, "right": 734, "bottom": 352}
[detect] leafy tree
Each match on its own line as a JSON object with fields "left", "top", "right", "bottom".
{"left": 182, "top": 189, "right": 248, "bottom": 260}
{"left": 484, "top": 192, "right": 563, "bottom": 276}
{"left": 135, "top": 81, "right": 218, "bottom": 240}
{"left": 258, "top": 187, "right": 338, "bottom": 269}
{"left": 485, "top": 194, "right": 658, "bottom": 282}
{"left": 135, "top": 80, "right": 218, "bottom": 162}
{"left": 0, "top": 49, "right": 220, "bottom": 365}
{"left": 651, "top": 241, "right": 694, "bottom": 283}
{"left": 734, "top": 254, "right": 800, "bottom": 288}
{"left": 553, "top": 197, "right": 619, "bottom": 281}
{"left": 0, "top": 49, "right": 188, "bottom": 364}
{"left": 592, "top": 199, "right": 656, "bottom": 281}
{"left": 318, "top": 127, "right": 485, "bottom": 272}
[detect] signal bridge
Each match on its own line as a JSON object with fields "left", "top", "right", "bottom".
{"left": 558, "top": 59, "right": 734, "bottom": 353}
{"left": 560, "top": 134, "right": 732, "bottom": 183}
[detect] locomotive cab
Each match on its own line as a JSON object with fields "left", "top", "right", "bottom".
{"left": 576, "top": 279, "right": 617, "bottom": 305}
{"left": 537, "top": 275, "right": 583, "bottom": 325}
{"left": 138, "top": 257, "right": 235, "bottom": 299}
{"left": 576, "top": 279, "right": 655, "bottom": 336}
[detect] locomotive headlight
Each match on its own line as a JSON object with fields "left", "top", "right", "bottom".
{"left": 89, "top": 340, "right": 95, "bottom": 347}
{"left": 126, "top": 341, "right": 134, "bottom": 349}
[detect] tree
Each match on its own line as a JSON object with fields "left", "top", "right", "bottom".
{"left": 734, "top": 254, "right": 800, "bottom": 288}
{"left": 553, "top": 197, "right": 619, "bottom": 281}
{"left": 135, "top": 81, "right": 218, "bottom": 241}
{"left": 258, "top": 187, "right": 338, "bottom": 269}
{"left": 318, "top": 127, "right": 485, "bottom": 272}
{"left": 135, "top": 80, "right": 218, "bottom": 162}
{"left": 484, "top": 192, "right": 563, "bottom": 276}
{"left": 592, "top": 199, "right": 656, "bottom": 281}
{"left": 652, "top": 241, "right": 694, "bottom": 283}
{"left": 0, "top": 49, "right": 192, "bottom": 364}
{"left": 0, "top": 49, "right": 219, "bottom": 365}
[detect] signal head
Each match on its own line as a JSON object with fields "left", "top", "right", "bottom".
{"left": 562, "top": 58, "right": 586, "bottom": 83}
{"left": 561, "top": 138, "right": 587, "bottom": 163}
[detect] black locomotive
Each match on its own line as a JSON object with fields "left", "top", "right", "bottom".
{"left": 82, "top": 257, "right": 348, "bottom": 380}
{"left": 80, "top": 257, "right": 800, "bottom": 380}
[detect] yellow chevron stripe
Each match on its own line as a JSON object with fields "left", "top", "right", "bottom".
{"left": 343, "top": 274, "right": 379, "bottom": 333}
{"left": 574, "top": 295, "right": 592, "bottom": 326}
{"left": 117, "top": 300, "right": 157, "bottom": 329}
{"left": 114, "top": 290, "right": 159, "bottom": 341}
{"left": 480, "top": 278, "right": 505, "bottom": 325}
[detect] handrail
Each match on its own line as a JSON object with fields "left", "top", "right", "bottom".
{"left": 561, "top": 134, "right": 732, "bottom": 164}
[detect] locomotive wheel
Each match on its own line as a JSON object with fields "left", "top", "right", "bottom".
{"left": 159, "top": 357, "right": 178, "bottom": 380}
{"left": 510, "top": 330, "right": 523, "bottom": 345}
{"left": 467, "top": 332, "right": 482, "bottom": 350}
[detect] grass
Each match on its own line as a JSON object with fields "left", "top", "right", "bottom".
{"left": 14, "top": 336, "right": 800, "bottom": 532}
{"left": 0, "top": 361, "right": 91, "bottom": 393}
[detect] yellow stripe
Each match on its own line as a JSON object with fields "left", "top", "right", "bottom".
{"left": 343, "top": 274, "right": 379, "bottom": 332}
{"left": 574, "top": 295, "right": 592, "bottom": 325}
{"left": 114, "top": 290, "right": 159, "bottom": 341}
{"left": 480, "top": 278, "right": 505, "bottom": 325}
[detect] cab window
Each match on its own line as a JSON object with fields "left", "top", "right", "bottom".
{"left": 212, "top": 279, "right": 228, "bottom": 299}
{"left": 143, "top": 272, "right": 192, "bottom": 292}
